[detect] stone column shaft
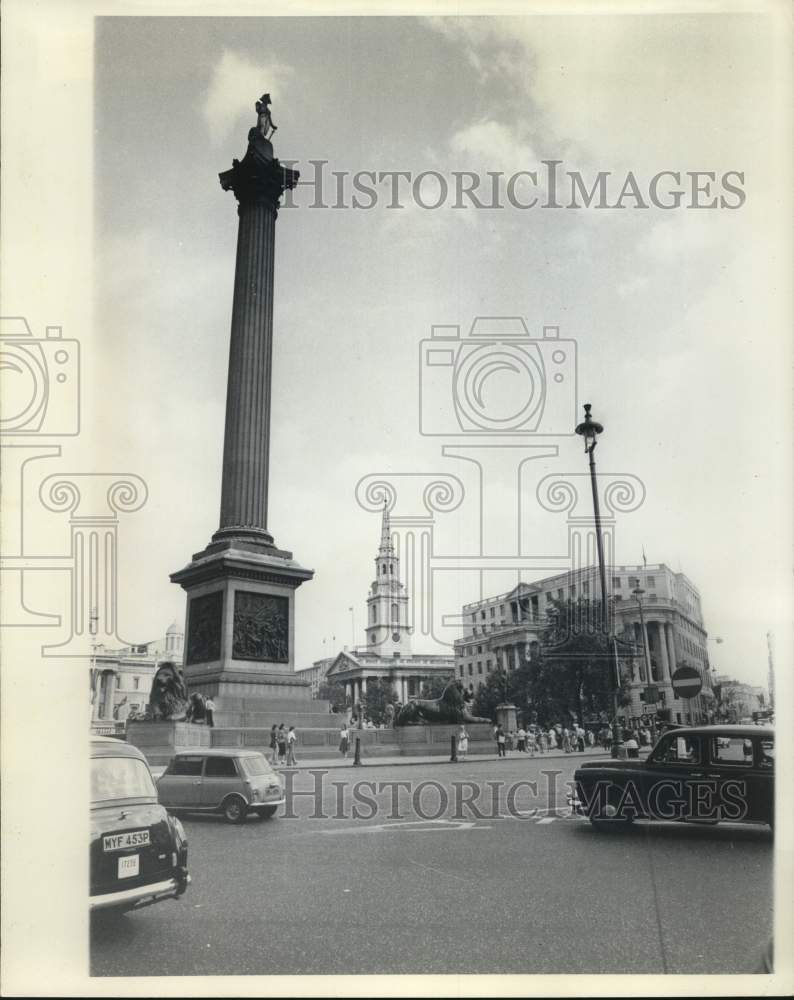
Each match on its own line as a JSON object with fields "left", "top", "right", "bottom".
{"left": 657, "top": 621, "right": 671, "bottom": 681}
{"left": 217, "top": 198, "right": 277, "bottom": 543}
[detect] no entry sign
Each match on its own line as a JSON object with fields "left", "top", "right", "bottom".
{"left": 671, "top": 665, "right": 703, "bottom": 699}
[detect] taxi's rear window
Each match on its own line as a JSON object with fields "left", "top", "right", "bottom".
{"left": 91, "top": 756, "right": 157, "bottom": 803}
{"left": 241, "top": 755, "right": 271, "bottom": 777}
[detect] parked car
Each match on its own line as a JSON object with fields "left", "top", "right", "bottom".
{"left": 156, "top": 749, "right": 285, "bottom": 824}
{"left": 90, "top": 737, "right": 189, "bottom": 913}
{"left": 569, "top": 725, "right": 774, "bottom": 830}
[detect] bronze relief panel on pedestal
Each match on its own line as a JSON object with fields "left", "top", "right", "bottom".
{"left": 233, "top": 590, "right": 289, "bottom": 662}
{"left": 185, "top": 590, "right": 224, "bottom": 665}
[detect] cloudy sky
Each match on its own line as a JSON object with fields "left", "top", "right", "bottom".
{"left": 27, "top": 10, "right": 790, "bottom": 686}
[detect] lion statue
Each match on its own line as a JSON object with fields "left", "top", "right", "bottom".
{"left": 147, "top": 662, "right": 189, "bottom": 721}
{"left": 394, "top": 681, "right": 491, "bottom": 726}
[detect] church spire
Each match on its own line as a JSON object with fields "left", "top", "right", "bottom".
{"left": 379, "top": 499, "right": 394, "bottom": 556}
{"left": 366, "top": 498, "right": 411, "bottom": 654}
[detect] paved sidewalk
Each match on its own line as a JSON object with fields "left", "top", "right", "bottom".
{"left": 267, "top": 745, "right": 643, "bottom": 771}
{"left": 151, "top": 745, "right": 651, "bottom": 778}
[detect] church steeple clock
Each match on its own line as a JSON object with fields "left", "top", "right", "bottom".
{"left": 365, "top": 502, "right": 411, "bottom": 654}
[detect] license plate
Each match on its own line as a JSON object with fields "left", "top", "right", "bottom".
{"left": 118, "top": 855, "right": 139, "bottom": 879}
{"left": 103, "top": 830, "right": 150, "bottom": 851}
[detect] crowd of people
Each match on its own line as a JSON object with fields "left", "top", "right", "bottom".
{"left": 268, "top": 718, "right": 657, "bottom": 766}
{"left": 268, "top": 723, "right": 299, "bottom": 766}
{"left": 486, "top": 721, "right": 656, "bottom": 757}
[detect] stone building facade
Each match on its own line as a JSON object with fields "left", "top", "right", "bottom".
{"left": 455, "top": 563, "right": 715, "bottom": 725}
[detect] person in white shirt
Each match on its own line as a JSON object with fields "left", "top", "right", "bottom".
{"left": 286, "top": 725, "right": 298, "bottom": 766}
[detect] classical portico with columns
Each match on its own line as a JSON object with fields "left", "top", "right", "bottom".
{"left": 325, "top": 504, "right": 454, "bottom": 714}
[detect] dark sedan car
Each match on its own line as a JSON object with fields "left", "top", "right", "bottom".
{"left": 90, "top": 737, "right": 190, "bottom": 912}
{"left": 570, "top": 725, "right": 774, "bottom": 830}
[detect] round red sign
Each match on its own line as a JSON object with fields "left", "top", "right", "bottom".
{"left": 671, "top": 665, "right": 703, "bottom": 698}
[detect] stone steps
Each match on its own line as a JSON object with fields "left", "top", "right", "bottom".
{"left": 213, "top": 711, "right": 341, "bottom": 730}
{"left": 214, "top": 696, "right": 332, "bottom": 714}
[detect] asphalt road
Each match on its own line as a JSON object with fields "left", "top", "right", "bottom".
{"left": 91, "top": 756, "right": 773, "bottom": 977}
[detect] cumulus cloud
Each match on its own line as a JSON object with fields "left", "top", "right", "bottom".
{"left": 203, "top": 49, "right": 294, "bottom": 145}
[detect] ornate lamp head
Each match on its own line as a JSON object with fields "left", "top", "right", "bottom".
{"left": 575, "top": 403, "right": 604, "bottom": 453}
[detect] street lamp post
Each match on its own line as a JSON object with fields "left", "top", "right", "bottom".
{"left": 575, "top": 404, "right": 622, "bottom": 758}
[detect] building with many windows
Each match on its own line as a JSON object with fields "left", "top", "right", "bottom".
{"left": 455, "top": 563, "right": 715, "bottom": 725}
{"left": 294, "top": 656, "right": 336, "bottom": 697}
{"left": 323, "top": 506, "right": 454, "bottom": 710}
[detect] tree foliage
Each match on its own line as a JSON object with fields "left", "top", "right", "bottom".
{"left": 318, "top": 681, "right": 349, "bottom": 713}
{"left": 420, "top": 675, "right": 453, "bottom": 699}
{"left": 361, "top": 677, "right": 398, "bottom": 726}
{"left": 472, "top": 598, "right": 632, "bottom": 726}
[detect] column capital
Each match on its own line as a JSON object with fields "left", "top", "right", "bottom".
{"left": 219, "top": 143, "right": 299, "bottom": 213}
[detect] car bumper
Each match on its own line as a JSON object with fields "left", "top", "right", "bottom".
{"left": 253, "top": 796, "right": 286, "bottom": 809}
{"left": 90, "top": 869, "right": 190, "bottom": 912}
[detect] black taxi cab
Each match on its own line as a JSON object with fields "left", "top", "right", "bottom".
{"left": 570, "top": 725, "right": 774, "bottom": 830}
{"left": 90, "top": 737, "right": 190, "bottom": 912}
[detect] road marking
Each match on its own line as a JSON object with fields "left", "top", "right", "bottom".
{"left": 537, "top": 817, "right": 555, "bottom": 824}
{"left": 311, "top": 818, "right": 493, "bottom": 836}
{"left": 407, "top": 860, "right": 471, "bottom": 884}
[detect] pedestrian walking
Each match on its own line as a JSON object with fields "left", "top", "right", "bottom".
{"left": 269, "top": 724, "right": 278, "bottom": 764}
{"left": 496, "top": 725, "right": 507, "bottom": 757}
{"left": 537, "top": 728, "right": 546, "bottom": 754}
{"left": 562, "top": 727, "right": 572, "bottom": 753}
{"left": 204, "top": 696, "right": 215, "bottom": 728}
{"left": 586, "top": 729, "right": 595, "bottom": 748}
{"left": 339, "top": 723, "right": 350, "bottom": 758}
{"left": 457, "top": 725, "right": 469, "bottom": 761}
{"left": 276, "top": 723, "right": 287, "bottom": 765}
{"left": 517, "top": 727, "right": 527, "bottom": 753}
{"left": 527, "top": 728, "right": 537, "bottom": 758}
{"left": 286, "top": 725, "right": 298, "bottom": 766}
{"left": 547, "top": 727, "right": 557, "bottom": 750}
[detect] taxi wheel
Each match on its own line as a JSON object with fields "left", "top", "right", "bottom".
{"left": 223, "top": 795, "right": 248, "bottom": 824}
{"left": 590, "top": 790, "right": 634, "bottom": 831}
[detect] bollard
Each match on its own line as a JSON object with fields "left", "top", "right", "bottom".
{"left": 450, "top": 734, "right": 458, "bottom": 763}
{"left": 353, "top": 736, "right": 362, "bottom": 766}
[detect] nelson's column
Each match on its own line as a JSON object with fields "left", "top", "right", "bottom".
{"left": 171, "top": 95, "right": 313, "bottom": 703}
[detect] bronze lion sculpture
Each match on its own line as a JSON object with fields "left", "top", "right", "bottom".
{"left": 394, "top": 681, "right": 490, "bottom": 726}
{"left": 147, "top": 662, "right": 189, "bottom": 721}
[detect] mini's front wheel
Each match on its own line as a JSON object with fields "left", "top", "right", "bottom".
{"left": 223, "top": 796, "right": 248, "bottom": 824}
